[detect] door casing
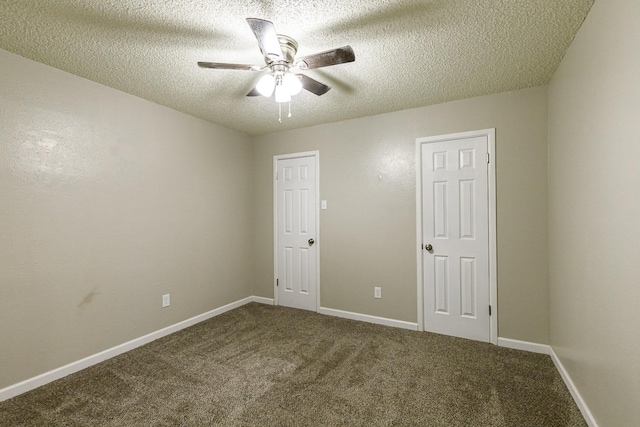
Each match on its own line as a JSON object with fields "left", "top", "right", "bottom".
{"left": 273, "top": 151, "right": 320, "bottom": 310}
{"left": 415, "top": 129, "right": 497, "bottom": 344}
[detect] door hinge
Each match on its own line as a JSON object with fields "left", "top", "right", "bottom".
{"left": 487, "top": 153, "right": 490, "bottom": 164}
{"left": 276, "top": 278, "right": 279, "bottom": 287}
{"left": 489, "top": 305, "right": 492, "bottom": 316}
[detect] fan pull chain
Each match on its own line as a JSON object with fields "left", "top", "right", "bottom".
{"left": 288, "top": 101, "right": 292, "bottom": 118}
{"left": 278, "top": 102, "right": 282, "bottom": 123}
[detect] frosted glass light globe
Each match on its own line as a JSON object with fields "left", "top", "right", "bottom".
{"left": 256, "top": 74, "right": 276, "bottom": 97}
{"left": 282, "top": 73, "right": 302, "bottom": 96}
{"left": 274, "top": 84, "right": 291, "bottom": 103}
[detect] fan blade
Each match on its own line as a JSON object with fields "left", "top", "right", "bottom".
{"left": 246, "top": 18, "right": 283, "bottom": 60}
{"left": 246, "top": 87, "right": 261, "bottom": 96}
{"left": 198, "top": 62, "right": 257, "bottom": 71}
{"left": 297, "top": 46, "right": 355, "bottom": 70}
{"left": 298, "top": 74, "right": 331, "bottom": 96}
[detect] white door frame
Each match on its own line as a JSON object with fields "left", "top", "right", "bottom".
{"left": 415, "top": 129, "right": 497, "bottom": 344}
{"left": 273, "top": 151, "right": 321, "bottom": 310}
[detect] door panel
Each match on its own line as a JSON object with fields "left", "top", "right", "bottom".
{"left": 434, "top": 256, "right": 449, "bottom": 314}
{"left": 276, "top": 155, "right": 317, "bottom": 311}
{"left": 422, "top": 136, "right": 489, "bottom": 342}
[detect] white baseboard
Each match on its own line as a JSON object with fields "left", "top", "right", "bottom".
{"left": 0, "top": 296, "right": 263, "bottom": 403}
{"left": 252, "top": 296, "right": 274, "bottom": 305}
{"left": 318, "top": 307, "right": 418, "bottom": 331}
{"left": 549, "top": 347, "right": 598, "bottom": 427}
{"left": 497, "top": 337, "right": 550, "bottom": 354}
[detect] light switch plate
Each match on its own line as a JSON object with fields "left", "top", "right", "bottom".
{"left": 321, "top": 200, "right": 327, "bottom": 210}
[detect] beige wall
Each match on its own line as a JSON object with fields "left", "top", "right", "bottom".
{"left": 548, "top": 0, "right": 640, "bottom": 424}
{"left": 0, "top": 49, "right": 253, "bottom": 389}
{"left": 253, "top": 86, "right": 549, "bottom": 344}
{"left": 0, "top": 49, "right": 554, "bottom": 392}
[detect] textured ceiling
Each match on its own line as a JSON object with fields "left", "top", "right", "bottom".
{"left": 1, "top": 0, "right": 593, "bottom": 136}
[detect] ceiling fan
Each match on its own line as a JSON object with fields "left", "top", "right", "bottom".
{"left": 197, "top": 18, "right": 355, "bottom": 116}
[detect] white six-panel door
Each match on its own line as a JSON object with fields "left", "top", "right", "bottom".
{"left": 275, "top": 153, "right": 318, "bottom": 311}
{"left": 420, "top": 134, "right": 492, "bottom": 342}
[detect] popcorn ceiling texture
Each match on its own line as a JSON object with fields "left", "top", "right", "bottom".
{"left": 0, "top": 0, "right": 593, "bottom": 136}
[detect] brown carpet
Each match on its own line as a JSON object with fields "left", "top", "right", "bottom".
{"left": 0, "top": 303, "right": 585, "bottom": 426}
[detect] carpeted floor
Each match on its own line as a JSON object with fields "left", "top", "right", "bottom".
{"left": 0, "top": 303, "right": 585, "bottom": 426}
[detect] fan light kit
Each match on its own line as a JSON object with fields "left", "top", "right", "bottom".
{"left": 198, "top": 18, "right": 355, "bottom": 122}
{"left": 256, "top": 72, "right": 302, "bottom": 100}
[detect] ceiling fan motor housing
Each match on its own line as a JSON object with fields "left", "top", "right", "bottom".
{"left": 272, "top": 34, "right": 298, "bottom": 65}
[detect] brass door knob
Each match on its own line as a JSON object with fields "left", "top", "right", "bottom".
{"left": 425, "top": 244, "right": 433, "bottom": 251}
{"left": 308, "top": 238, "right": 315, "bottom": 246}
